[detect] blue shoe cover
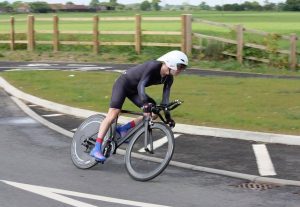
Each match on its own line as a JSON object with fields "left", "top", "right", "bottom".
{"left": 116, "top": 126, "right": 128, "bottom": 138}
{"left": 90, "top": 143, "right": 106, "bottom": 162}
{"left": 116, "top": 127, "right": 130, "bottom": 143}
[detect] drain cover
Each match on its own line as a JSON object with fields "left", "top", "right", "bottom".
{"left": 231, "top": 182, "right": 280, "bottom": 191}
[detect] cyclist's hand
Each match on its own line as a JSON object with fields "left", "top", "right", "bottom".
{"left": 167, "top": 119, "right": 175, "bottom": 128}
{"left": 142, "top": 103, "right": 152, "bottom": 113}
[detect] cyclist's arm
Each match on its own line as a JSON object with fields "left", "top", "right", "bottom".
{"left": 161, "top": 76, "right": 173, "bottom": 105}
{"left": 137, "top": 75, "right": 150, "bottom": 104}
{"left": 162, "top": 76, "right": 173, "bottom": 120}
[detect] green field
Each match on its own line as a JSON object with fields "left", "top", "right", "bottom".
{"left": 0, "top": 11, "right": 300, "bottom": 36}
{"left": 0, "top": 11, "right": 299, "bottom": 74}
{"left": 1, "top": 70, "right": 300, "bottom": 135}
{"left": 0, "top": 11, "right": 300, "bottom": 33}
{"left": 0, "top": 11, "right": 299, "bottom": 47}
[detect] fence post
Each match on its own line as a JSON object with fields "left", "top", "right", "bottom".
{"left": 53, "top": 15, "right": 59, "bottom": 52}
{"left": 181, "top": 15, "right": 186, "bottom": 53}
{"left": 93, "top": 15, "right": 99, "bottom": 54}
{"left": 182, "top": 14, "right": 192, "bottom": 54}
{"left": 10, "top": 16, "right": 15, "bottom": 51}
{"left": 135, "top": 14, "right": 141, "bottom": 54}
{"left": 185, "top": 14, "right": 192, "bottom": 55}
{"left": 27, "top": 15, "right": 35, "bottom": 51}
{"left": 289, "top": 33, "right": 297, "bottom": 70}
{"left": 236, "top": 24, "right": 243, "bottom": 64}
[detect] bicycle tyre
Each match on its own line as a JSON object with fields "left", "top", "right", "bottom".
{"left": 125, "top": 122, "right": 174, "bottom": 181}
{"left": 71, "top": 114, "right": 110, "bottom": 169}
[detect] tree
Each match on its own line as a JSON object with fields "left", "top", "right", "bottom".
{"left": 89, "top": 0, "right": 100, "bottom": 7}
{"left": 215, "top": 5, "right": 223, "bottom": 11}
{"left": 11, "top": 1, "right": 23, "bottom": 12}
{"left": 277, "top": 3, "right": 286, "bottom": 11}
{"left": 284, "top": 0, "right": 300, "bottom": 11}
{"left": 28, "top": 2, "right": 51, "bottom": 13}
{"left": 223, "top": 3, "right": 244, "bottom": 11}
{"left": 199, "top": 2, "right": 210, "bottom": 10}
{"left": 0, "top": 1, "right": 13, "bottom": 12}
{"left": 110, "top": 0, "right": 118, "bottom": 5}
{"left": 264, "top": 2, "right": 276, "bottom": 10}
{"left": 242, "top": 1, "right": 262, "bottom": 11}
{"left": 151, "top": 0, "right": 161, "bottom": 11}
{"left": 66, "top": 1, "right": 75, "bottom": 5}
{"left": 140, "top": 0, "right": 151, "bottom": 11}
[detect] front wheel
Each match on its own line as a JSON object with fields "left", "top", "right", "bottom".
{"left": 125, "top": 122, "right": 175, "bottom": 181}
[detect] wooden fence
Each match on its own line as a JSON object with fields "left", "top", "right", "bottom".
{"left": 0, "top": 14, "right": 298, "bottom": 69}
{"left": 0, "top": 14, "right": 192, "bottom": 55}
{"left": 193, "top": 18, "right": 299, "bottom": 69}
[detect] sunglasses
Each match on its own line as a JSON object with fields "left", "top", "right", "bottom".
{"left": 177, "top": 63, "right": 187, "bottom": 71}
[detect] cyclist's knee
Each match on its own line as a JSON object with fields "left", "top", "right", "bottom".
{"left": 106, "top": 108, "right": 120, "bottom": 123}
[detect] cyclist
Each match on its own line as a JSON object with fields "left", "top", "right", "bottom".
{"left": 90, "top": 50, "right": 188, "bottom": 162}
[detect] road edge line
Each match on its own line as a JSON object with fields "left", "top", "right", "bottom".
{"left": 11, "top": 96, "right": 74, "bottom": 138}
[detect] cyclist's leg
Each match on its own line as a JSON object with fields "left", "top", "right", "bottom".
{"left": 90, "top": 77, "right": 126, "bottom": 161}
{"left": 90, "top": 108, "right": 120, "bottom": 161}
{"left": 117, "top": 94, "right": 157, "bottom": 136}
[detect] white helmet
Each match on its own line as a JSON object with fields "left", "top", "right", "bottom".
{"left": 157, "top": 50, "right": 188, "bottom": 71}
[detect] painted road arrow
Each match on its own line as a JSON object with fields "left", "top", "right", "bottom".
{"left": 1, "top": 180, "right": 170, "bottom": 207}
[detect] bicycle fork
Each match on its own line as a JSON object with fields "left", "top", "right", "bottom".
{"left": 144, "top": 116, "right": 154, "bottom": 154}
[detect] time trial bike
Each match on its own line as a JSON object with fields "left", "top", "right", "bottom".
{"left": 71, "top": 100, "right": 183, "bottom": 181}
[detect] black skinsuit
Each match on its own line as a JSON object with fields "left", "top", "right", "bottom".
{"left": 110, "top": 60, "right": 173, "bottom": 110}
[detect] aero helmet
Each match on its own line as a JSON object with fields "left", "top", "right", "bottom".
{"left": 157, "top": 50, "right": 188, "bottom": 71}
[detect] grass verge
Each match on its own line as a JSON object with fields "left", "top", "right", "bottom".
{"left": 1, "top": 70, "right": 300, "bottom": 135}
{"left": 0, "top": 50, "right": 299, "bottom": 77}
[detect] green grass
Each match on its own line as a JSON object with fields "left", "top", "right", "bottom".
{"left": 0, "top": 11, "right": 299, "bottom": 47}
{"left": 0, "top": 11, "right": 299, "bottom": 73}
{"left": 1, "top": 70, "right": 300, "bottom": 135}
{"left": 1, "top": 11, "right": 299, "bottom": 34}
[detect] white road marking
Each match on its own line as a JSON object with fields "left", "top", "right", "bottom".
{"left": 36, "top": 69, "right": 59, "bottom": 71}
{"left": 109, "top": 69, "right": 126, "bottom": 73}
{"left": 4, "top": 68, "right": 59, "bottom": 71}
{"left": 4, "top": 69, "right": 22, "bottom": 71}
{"left": 22, "top": 63, "right": 52, "bottom": 67}
{"left": 67, "top": 64, "right": 97, "bottom": 67}
{"left": 72, "top": 67, "right": 112, "bottom": 71}
{"left": 42, "top": 114, "right": 64, "bottom": 117}
{"left": 138, "top": 134, "right": 182, "bottom": 153}
{"left": 1, "top": 180, "right": 170, "bottom": 207}
{"left": 252, "top": 144, "right": 277, "bottom": 176}
{"left": 28, "top": 104, "right": 38, "bottom": 107}
{"left": 70, "top": 128, "right": 77, "bottom": 132}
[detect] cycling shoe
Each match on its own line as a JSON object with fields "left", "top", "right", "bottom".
{"left": 90, "top": 145, "right": 106, "bottom": 162}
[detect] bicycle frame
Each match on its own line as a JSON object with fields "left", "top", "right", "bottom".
{"left": 71, "top": 100, "right": 182, "bottom": 179}
{"left": 98, "top": 100, "right": 182, "bottom": 156}
{"left": 111, "top": 114, "right": 152, "bottom": 150}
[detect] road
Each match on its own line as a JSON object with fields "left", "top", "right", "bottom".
{"left": 1, "top": 62, "right": 300, "bottom": 206}
{"left": 0, "top": 61, "right": 300, "bottom": 79}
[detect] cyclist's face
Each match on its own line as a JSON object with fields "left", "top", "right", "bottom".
{"left": 177, "top": 63, "right": 187, "bottom": 71}
{"left": 169, "top": 64, "right": 187, "bottom": 76}
{"left": 170, "top": 68, "right": 184, "bottom": 76}
{"left": 170, "top": 69, "right": 179, "bottom": 76}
